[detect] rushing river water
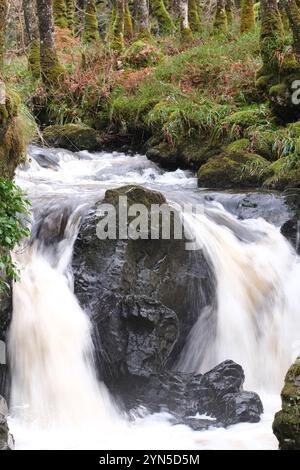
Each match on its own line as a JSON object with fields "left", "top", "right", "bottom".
{"left": 7, "top": 145, "right": 300, "bottom": 449}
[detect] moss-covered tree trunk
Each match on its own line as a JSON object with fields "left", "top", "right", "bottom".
{"left": 112, "top": 0, "right": 125, "bottom": 51}
{"left": 188, "top": 0, "right": 201, "bottom": 32}
{"left": 36, "top": 0, "right": 65, "bottom": 86}
{"left": 240, "top": 0, "right": 255, "bottom": 34}
{"left": 0, "top": 0, "right": 7, "bottom": 71}
{"left": 137, "top": 0, "right": 151, "bottom": 39}
{"left": 53, "top": 0, "right": 68, "bottom": 28}
{"left": 124, "top": 1, "right": 133, "bottom": 39}
{"left": 83, "top": 0, "right": 100, "bottom": 42}
{"left": 213, "top": 0, "right": 228, "bottom": 34}
{"left": 259, "top": 0, "right": 284, "bottom": 76}
{"left": 65, "top": 0, "right": 75, "bottom": 31}
{"left": 225, "top": 0, "right": 234, "bottom": 26}
{"left": 282, "top": 0, "right": 300, "bottom": 56}
{"left": 179, "top": 0, "right": 193, "bottom": 41}
{"left": 150, "top": 0, "right": 175, "bottom": 35}
{"left": 23, "top": 0, "right": 41, "bottom": 79}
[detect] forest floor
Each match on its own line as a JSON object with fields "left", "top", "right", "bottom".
{"left": 5, "top": 24, "right": 300, "bottom": 190}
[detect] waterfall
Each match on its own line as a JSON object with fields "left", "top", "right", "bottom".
{"left": 178, "top": 202, "right": 300, "bottom": 391}
{"left": 8, "top": 208, "right": 117, "bottom": 429}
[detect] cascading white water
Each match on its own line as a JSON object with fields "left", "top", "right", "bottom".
{"left": 6, "top": 145, "right": 300, "bottom": 449}
{"left": 178, "top": 205, "right": 300, "bottom": 391}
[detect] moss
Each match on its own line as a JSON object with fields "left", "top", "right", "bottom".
{"left": 223, "top": 106, "right": 270, "bottom": 132}
{"left": 188, "top": 0, "right": 201, "bottom": 33}
{"left": 264, "top": 155, "right": 300, "bottom": 190}
{"left": 65, "top": 0, "right": 75, "bottom": 31}
{"left": 53, "top": 0, "right": 68, "bottom": 29}
{"left": 226, "top": 138, "right": 250, "bottom": 153}
{"left": 225, "top": 0, "right": 234, "bottom": 26}
{"left": 124, "top": 1, "right": 133, "bottom": 39}
{"left": 83, "top": 0, "right": 100, "bottom": 43}
{"left": 40, "top": 47, "right": 65, "bottom": 86}
{"left": 198, "top": 151, "right": 270, "bottom": 189}
{"left": 273, "top": 357, "right": 300, "bottom": 450}
{"left": 240, "top": 0, "right": 255, "bottom": 34}
{"left": 43, "top": 124, "right": 103, "bottom": 151}
{"left": 104, "top": 184, "right": 166, "bottom": 209}
{"left": 112, "top": 1, "right": 125, "bottom": 52}
{"left": 288, "top": 121, "right": 300, "bottom": 138}
{"left": 259, "top": 0, "right": 284, "bottom": 76}
{"left": 28, "top": 38, "right": 41, "bottom": 80}
{"left": 0, "top": 91, "right": 27, "bottom": 179}
{"left": 213, "top": 0, "right": 228, "bottom": 35}
{"left": 180, "top": 26, "right": 193, "bottom": 43}
{"left": 124, "top": 40, "right": 162, "bottom": 68}
{"left": 150, "top": 0, "right": 175, "bottom": 35}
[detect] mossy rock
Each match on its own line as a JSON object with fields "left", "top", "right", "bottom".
{"left": 263, "top": 155, "right": 300, "bottom": 190}
{"left": 273, "top": 357, "right": 300, "bottom": 450}
{"left": 225, "top": 139, "right": 250, "bottom": 153}
{"left": 288, "top": 121, "right": 300, "bottom": 138}
{"left": 43, "top": 124, "right": 103, "bottom": 151}
{"left": 198, "top": 151, "right": 271, "bottom": 189}
{"left": 124, "top": 40, "right": 161, "bottom": 69}
{"left": 223, "top": 106, "right": 270, "bottom": 133}
{"left": 248, "top": 131, "right": 277, "bottom": 160}
{"left": 104, "top": 185, "right": 166, "bottom": 209}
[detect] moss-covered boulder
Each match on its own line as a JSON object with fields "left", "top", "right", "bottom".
{"left": 124, "top": 40, "right": 161, "bottom": 69}
{"left": 273, "top": 357, "right": 300, "bottom": 450}
{"left": 198, "top": 151, "right": 271, "bottom": 189}
{"left": 263, "top": 156, "right": 300, "bottom": 190}
{"left": 104, "top": 184, "right": 166, "bottom": 208}
{"left": 43, "top": 124, "right": 103, "bottom": 151}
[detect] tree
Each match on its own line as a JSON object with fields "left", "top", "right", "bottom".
{"left": 188, "top": 0, "right": 201, "bottom": 32}
{"left": 137, "top": 0, "right": 151, "bottom": 39}
{"left": 0, "top": 0, "right": 7, "bottom": 71}
{"left": 124, "top": 0, "right": 133, "bottom": 39}
{"left": 150, "top": 0, "right": 175, "bottom": 35}
{"left": 83, "top": 0, "right": 100, "bottom": 42}
{"left": 259, "top": 0, "right": 284, "bottom": 76}
{"left": 23, "top": 0, "right": 40, "bottom": 79}
{"left": 240, "top": 0, "right": 255, "bottom": 34}
{"left": 281, "top": 0, "right": 300, "bottom": 55}
{"left": 36, "top": 0, "right": 64, "bottom": 86}
{"left": 112, "top": 0, "right": 125, "bottom": 51}
{"left": 225, "top": 0, "right": 234, "bottom": 26}
{"left": 65, "top": 0, "right": 75, "bottom": 31}
{"left": 213, "top": 0, "right": 228, "bottom": 34}
{"left": 179, "top": 0, "right": 193, "bottom": 41}
{"left": 53, "top": 0, "right": 69, "bottom": 28}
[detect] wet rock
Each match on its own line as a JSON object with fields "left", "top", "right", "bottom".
{"left": 273, "top": 356, "right": 300, "bottom": 450}
{"left": 43, "top": 124, "right": 103, "bottom": 152}
{"left": 73, "top": 184, "right": 216, "bottom": 389}
{"left": 0, "top": 396, "right": 13, "bottom": 450}
{"left": 198, "top": 151, "right": 271, "bottom": 189}
{"left": 123, "top": 361, "right": 263, "bottom": 428}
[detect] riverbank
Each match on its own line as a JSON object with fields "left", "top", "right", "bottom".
{"left": 5, "top": 25, "right": 300, "bottom": 192}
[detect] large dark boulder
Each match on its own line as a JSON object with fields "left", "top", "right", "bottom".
{"left": 72, "top": 185, "right": 263, "bottom": 427}
{"left": 0, "top": 396, "right": 13, "bottom": 450}
{"left": 73, "top": 185, "right": 216, "bottom": 388}
{"left": 43, "top": 124, "right": 103, "bottom": 152}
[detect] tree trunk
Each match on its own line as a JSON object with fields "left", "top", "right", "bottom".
{"left": 150, "top": 0, "right": 175, "bottom": 35}
{"left": 36, "top": 0, "right": 64, "bottom": 86}
{"left": 124, "top": 0, "right": 133, "bottom": 39}
{"left": 112, "top": 0, "right": 125, "bottom": 51}
{"left": 65, "top": 0, "right": 75, "bottom": 31}
{"left": 0, "top": 0, "right": 7, "bottom": 71}
{"left": 225, "top": 0, "right": 234, "bottom": 26}
{"left": 281, "top": 0, "right": 300, "bottom": 56}
{"left": 213, "top": 0, "right": 228, "bottom": 34}
{"left": 53, "top": 0, "right": 68, "bottom": 28}
{"left": 23, "top": 0, "right": 40, "bottom": 79}
{"left": 83, "top": 0, "right": 100, "bottom": 42}
{"left": 240, "top": 0, "right": 255, "bottom": 34}
{"left": 138, "top": 0, "right": 151, "bottom": 38}
{"left": 259, "top": 0, "right": 284, "bottom": 74}
{"left": 188, "top": 0, "right": 201, "bottom": 32}
{"left": 179, "top": 0, "right": 192, "bottom": 41}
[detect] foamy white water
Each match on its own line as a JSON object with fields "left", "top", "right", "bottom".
{"left": 7, "top": 146, "right": 300, "bottom": 449}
